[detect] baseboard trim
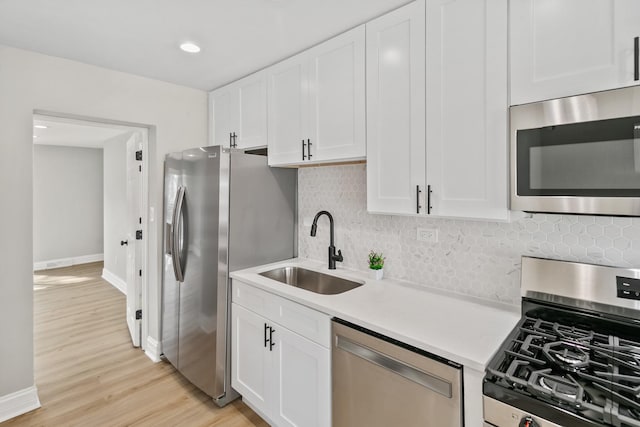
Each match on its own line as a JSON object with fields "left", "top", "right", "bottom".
{"left": 145, "top": 336, "right": 161, "bottom": 363}
{"left": 102, "top": 269, "right": 127, "bottom": 295}
{"left": 34, "top": 253, "right": 103, "bottom": 271}
{"left": 0, "top": 386, "right": 40, "bottom": 423}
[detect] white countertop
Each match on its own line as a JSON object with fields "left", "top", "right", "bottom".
{"left": 230, "top": 258, "right": 521, "bottom": 372}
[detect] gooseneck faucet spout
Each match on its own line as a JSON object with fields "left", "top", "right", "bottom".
{"left": 310, "top": 210, "right": 343, "bottom": 269}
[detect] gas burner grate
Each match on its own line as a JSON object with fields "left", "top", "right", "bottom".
{"left": 485, "top": 311, "right": 640, "bottom": 426}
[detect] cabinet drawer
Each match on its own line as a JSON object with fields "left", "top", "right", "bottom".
{"left": 232, "top": 279, "right": 331, "bottom": 348}
{"left": 232, "top": 279, "right": 273, "bottom": 317}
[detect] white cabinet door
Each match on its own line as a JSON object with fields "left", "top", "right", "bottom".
{"left": 210, "top": 86, "right": 235, "bottom": 148}
{"left": 270, "top": 325, "right": 330, "bottom": 427}
{"left": 209, "top": 71, "right": 267, "bottom": 149}
{"left": 236, "top": 71, "right": 268, "bottom": 149}
{"left": 307, "top": 26, "right": 366, "bottom": 163}
{"left": 268, "top": 26, "right": 366, "bottom": 167}
{"left": 231, "top": 303, "right": 271, "bottom": 418}
{"left": 267, "top": 55, "right": 308, "bottom": 166}
{"left": 366, "top": 0, "right": 426, "bottom": 215}
{"left": 510, "top": 0, "right": 640, "bottom": 105}
{"left": 426, "top": 0, "right": 509, "bottom": 220}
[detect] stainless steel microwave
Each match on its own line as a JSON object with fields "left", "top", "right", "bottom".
{"left": 511, "top": 86, "right": 640, "bottom": 216}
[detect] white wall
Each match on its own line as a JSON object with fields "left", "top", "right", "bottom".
{"left": 299, "top": 164, "right": 640, "bottom": 306}
{"left": 0, "top": 44, "right": 207, "bottom": 401}
{"left": 33, "top": 145, "right": 104, "bottom": 265}
{"left": 103, "top": 133, "right": 130, "bottom": 283}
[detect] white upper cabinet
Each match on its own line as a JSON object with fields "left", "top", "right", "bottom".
{"left": 267, "top": 53, "right": 308, "bottom": 165}
{"left": 510, "top": 0, "right": 640, "bottom": 105}
{"left": 210, "top": 85, "right": 234, "bottom": 148}
{"left": 268, "top": 25, "right": 366, "bottom": 166}
{"left": 367, "top": 0, "right": 510, "bottom": 221}
{"left": 209, "top": 70, "right": 268, "bottom": 149}
{"left": 366, "top": 1, "right": 426, "bottom": 215}
{"left": 426, "top": 0, "right": 509, "bottom": 220}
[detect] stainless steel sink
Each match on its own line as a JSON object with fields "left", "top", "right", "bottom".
{"left": 259, "top": 266, "right": 363, "bottom": 295}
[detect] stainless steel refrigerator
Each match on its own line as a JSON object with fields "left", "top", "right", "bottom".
{"left": 161, "top": 146, "right": 297, "bottom": 406}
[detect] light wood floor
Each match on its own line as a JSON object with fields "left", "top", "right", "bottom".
{"left": 2, "top": 262, "right": 268, "bottom": 427}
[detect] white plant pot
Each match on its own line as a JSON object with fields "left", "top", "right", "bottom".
{"left": 370, "top": 268, "right": 384, "bottom": 280}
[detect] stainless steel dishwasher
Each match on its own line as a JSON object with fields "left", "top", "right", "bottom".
{"left": 332, "top": 319, "right": 463, "bottom": 427}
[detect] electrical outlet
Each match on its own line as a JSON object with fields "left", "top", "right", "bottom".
{"left": 417, "top": 228, "right": 438, "bottom": 243}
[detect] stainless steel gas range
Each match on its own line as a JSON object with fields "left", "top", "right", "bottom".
{"left": 483, "top": 256, "right": 640, "bottom": 427}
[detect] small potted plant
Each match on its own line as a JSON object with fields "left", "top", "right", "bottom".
{"left": 368, "top": 250, "right": 385, "bottom": 280}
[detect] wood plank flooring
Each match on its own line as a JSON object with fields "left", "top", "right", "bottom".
{"left": 2, "top": 262, "right": 268, "bottom": 427}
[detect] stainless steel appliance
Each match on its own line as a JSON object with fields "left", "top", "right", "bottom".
{"left": 511, "top": 86, "right": 640, "bottom": 216}
{"left": 483, "top": 256, "right": 640, "bottom": 427}
{"left": 332, "top": 319, "right": 463, "bottom": 427}
{"left": 162, "top": 146, "right": 297, "bottom": 406}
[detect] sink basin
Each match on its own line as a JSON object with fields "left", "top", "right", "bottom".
{"left": 259, "top": 266, "right": 363, "bottom": 295}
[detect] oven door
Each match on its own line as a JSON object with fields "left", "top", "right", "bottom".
{"left": 510, "top": 86, "right": 640, "bottom": 216}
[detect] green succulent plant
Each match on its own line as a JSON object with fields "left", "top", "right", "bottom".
{"left": 368, "top": 251, "right": 385, "bottom": 270}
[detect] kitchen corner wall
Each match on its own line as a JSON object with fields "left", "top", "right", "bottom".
{"left": 298, "top": 164, "right": 640, "bottom": 306}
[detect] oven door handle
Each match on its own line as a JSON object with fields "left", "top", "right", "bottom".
{"left": 336, "top": 334, "right": 452, "bottom": 398}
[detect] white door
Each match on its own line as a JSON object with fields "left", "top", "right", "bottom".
{"left": 231, "top": 303, "right": 272, "bottom": 419}
{"left": 510, "top": 0, "right": 640, "bottom": 105}
{"left": 210, "top": 85, "right": 236, "bottom": 148}
{"left": 236, "top": 70, "right": 268, "bottom": 149}
{"left": 267, "top": 54, "right": 308, "bottom": 166}
{"left": 271, "top": 325, "right": 330, "bottom": 427}
{"left": 366, "top": 1, "right": 426, "bottom": 215}
{"left": 425, "top": 0, "right": 509, "bottom": 221}
{"left": 125, "top": 132, "right": 143, "bottom": 347}
{"left": 307, "top": 25, "right": 366, "bottom": 163}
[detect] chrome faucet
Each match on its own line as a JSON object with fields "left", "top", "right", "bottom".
{"left": 310, "top": 210, "right": 343, "bottom": 270}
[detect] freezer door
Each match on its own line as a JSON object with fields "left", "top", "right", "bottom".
{"left": 177, "top": 146, "right": 224, "bottom": 398}
{"left": 161, "top": 152, "right": 182, "bottom": 368}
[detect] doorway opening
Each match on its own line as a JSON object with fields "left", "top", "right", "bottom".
{"left": 32, "top": 112, "right": 150, "bottom": 349}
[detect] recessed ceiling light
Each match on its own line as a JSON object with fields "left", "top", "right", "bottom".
{"left": 180, "top": 42, "right": 201, "bottom": 53}
{"left": 34, "top": 125, "right": 48, "bottom": 129}
{"left": 33, "top": 135, "right": 38, "bottom": 138}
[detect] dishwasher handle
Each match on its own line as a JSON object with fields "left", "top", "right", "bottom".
{"left": 336, "top": 334, "right": 453, "bottom": 398}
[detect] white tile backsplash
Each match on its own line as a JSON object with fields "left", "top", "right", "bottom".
{"left": 298, "top": 164, "right": 640, "bottom": 306}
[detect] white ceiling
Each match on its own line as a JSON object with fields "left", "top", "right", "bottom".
{"left": 33, "top": 116, "right": 131, "bottom": 148}
{"left": 0, "top": 0, "right": 411, "bottom": 91}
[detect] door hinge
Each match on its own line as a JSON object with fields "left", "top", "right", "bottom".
{"left": 139, "top": 165, "right": 142, "bottom": 172}
{"left": 135, "top": 150, "right": 142, "bottom": 161}
{"left": 135, "top": 309, "right": 142, "bottom": 320}
{"left": 139, "top": 269, "right": 142, "bottom": 277}
{"left": 139, "top": 217, "right": 142, "bottom": 224}
{"left": 136, "top": 230, "right": 143, "bottom": 240}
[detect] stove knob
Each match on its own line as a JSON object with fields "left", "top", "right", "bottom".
{"left": 518, "top": 416, "right": 539, "bottom": 427}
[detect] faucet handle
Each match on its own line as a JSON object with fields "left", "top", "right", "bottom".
{"left": 334, "top": 249, "right": 344, "bottom": 262}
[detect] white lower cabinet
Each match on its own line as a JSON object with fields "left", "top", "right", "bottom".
{"left": 231, "top": 281, "right": 331, "bottom": 427}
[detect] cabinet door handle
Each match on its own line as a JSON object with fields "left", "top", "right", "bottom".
{"left": 269, "top": 326, "right": 276, "bottom": 351}
{"left": 307, "top": 139, "right": 312, "bottom": 160}
{"left": 302, "top": 139, "right": 307, "bottom": 161}
{"left": 264, "top": 323, "right": 270, "bottom": 348}
{"left": 427, "top": 185, "right": 433, "bottom": 215}
{"left": 635, "top": 37, "right": 639, "bottom": 81}
{"left": 416, "top": 185, "right": 422, "bottom": 214}
{"left": 232, "top": 132, "right": 238, "bottom": 148}
{"left": 230, "top": 132, "right": 233, "bottom": 148}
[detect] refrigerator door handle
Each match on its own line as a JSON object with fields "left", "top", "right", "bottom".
{"left": 172, "top": 186, "right": 186, "bottom": 282}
